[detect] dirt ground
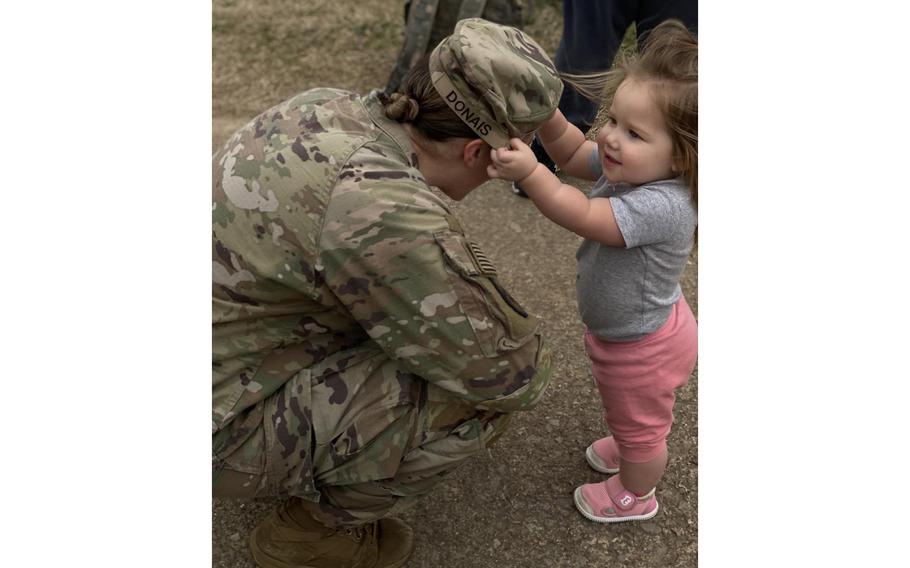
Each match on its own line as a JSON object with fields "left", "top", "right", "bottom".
{"left": 212, "top": 1, "right": 697, "bottom": 566}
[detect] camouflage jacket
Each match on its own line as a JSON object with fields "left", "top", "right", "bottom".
{"left": 213, "top": 89, "right": 551, "bottom": 449}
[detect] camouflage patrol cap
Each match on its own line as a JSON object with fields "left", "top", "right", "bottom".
{"left": 429, "top": 18, "right": 563, "bottom": 148}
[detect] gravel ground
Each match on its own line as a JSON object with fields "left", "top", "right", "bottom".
{"left": 213, "top": 3, "right": 697, "bottom": 566}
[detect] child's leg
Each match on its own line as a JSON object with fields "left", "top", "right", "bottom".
{"left": 584, "top": 297, "right": 697, "bottom": 492}
{"left": 576, "top": 300, "right": 696, "bottom": 522}
{"left": 619, "top": 450, "right": 668, "bottom": 496}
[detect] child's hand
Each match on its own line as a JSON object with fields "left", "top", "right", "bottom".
{"left": 487, "top": 138, "right": 538, "bottom": 182}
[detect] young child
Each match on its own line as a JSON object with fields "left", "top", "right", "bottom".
{"left": 488, "top": 20, "right": 697, "bottom": 523}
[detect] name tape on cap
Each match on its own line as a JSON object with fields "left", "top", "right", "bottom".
{"left": 445, "top": 90, "right": 493, "bottom": 137}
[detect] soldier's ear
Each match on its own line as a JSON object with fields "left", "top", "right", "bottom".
{"left": 462, "top": 139, "right": 488, "bottom": 168}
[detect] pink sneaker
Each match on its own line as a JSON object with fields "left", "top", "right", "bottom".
{"left": 585, "top": 435, "right": 620, "bottom": 474}
{"left": 573, "top": 474, "right": 659, "bottom": 523}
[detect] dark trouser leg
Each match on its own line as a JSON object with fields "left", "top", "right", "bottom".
{"left": 554, "top": 0, "right": 698, "bottom": 135}
{"left": 634, "top": 0, "right": 699, "bottom": 47}
{"left": 555, "top": 0, "right": 634, "bottom": 133}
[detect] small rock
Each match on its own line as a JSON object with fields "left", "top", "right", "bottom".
{"left": 640, "top": 522, "right": 660, "bottom": 535}
{"left": 229, "top": 532, "right": 241, "bottom": 542}
{"left": 493, "top": 538, "right": 501, "bottom": 548}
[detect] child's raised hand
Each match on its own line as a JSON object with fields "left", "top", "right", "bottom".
{"left": 487, "top": 138, "right": 538, "bottom": 182}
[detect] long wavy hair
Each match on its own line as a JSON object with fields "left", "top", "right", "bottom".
{"left": 566, "top": 20, "right": 698, "bottom": 204}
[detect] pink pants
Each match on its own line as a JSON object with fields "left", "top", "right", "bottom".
{"left": 584, "top": 296, "right": 698, "bottom": 463}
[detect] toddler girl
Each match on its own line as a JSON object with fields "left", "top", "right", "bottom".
{"left": 488, "top": 19, "right": 698, "bottom": 523}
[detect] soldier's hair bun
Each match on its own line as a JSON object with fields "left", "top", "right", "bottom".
{"left": 385, "top": 93, "right": 420, "bottom": 123}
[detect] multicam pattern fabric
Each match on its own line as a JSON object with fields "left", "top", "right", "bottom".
{"left": 429, "top": 18, "right": 564, "bottom": 147}
{"left": 212, "top": 89, "right": 552, "bottom": 520}
{"left": 385, "top": 1, "right": 532, "bottom": 94}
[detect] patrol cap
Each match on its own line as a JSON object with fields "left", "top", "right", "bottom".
{"left": 429, "top": 18, "right": 563, "bottom": 148}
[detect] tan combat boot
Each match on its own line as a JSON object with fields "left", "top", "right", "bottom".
{"left": 249, "top": 498, "right": 414, "bottom": 568}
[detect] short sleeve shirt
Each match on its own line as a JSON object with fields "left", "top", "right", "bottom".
{"left": 576, "top": 147, "right": 697, "bottom": 340}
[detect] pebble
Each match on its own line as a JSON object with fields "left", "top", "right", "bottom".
{"left": 640, "top": 522, "right": 661, "bottom": 535}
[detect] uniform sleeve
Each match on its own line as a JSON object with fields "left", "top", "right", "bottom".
{"left": 319, "top": 149, "right": 551, "bottom": 413}
{"left": 609, "top": 185, "right": 686, "bottom": 248}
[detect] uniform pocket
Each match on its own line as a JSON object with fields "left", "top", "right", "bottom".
{"left": 434, "top": 230, "right": 539, "bottom": 357}
{"left": 308, "top": 350, "right": 420, "bottom": 486}
{"left": 213, "top": 367, "right": 320, "bottom": 500}
{"left": 388, "top": 416, "right": 493, "bottom": 487}
{"left": 212, "top": 404, "right": 266, "bottom": 475}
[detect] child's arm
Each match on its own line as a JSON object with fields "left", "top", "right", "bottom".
{"left": 488, "top": 138, "right": 625, "bottom": 248}
{"left": 535, "top": 110, "right": 599, "bottom": 181}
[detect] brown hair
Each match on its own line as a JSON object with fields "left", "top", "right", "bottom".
{"left": 382, "top": 55, "right": 478, "bottom": 142}
{"left": 567, "top": 20, "right": 698, "bottom": 204}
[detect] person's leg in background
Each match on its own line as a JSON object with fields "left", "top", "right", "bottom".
{"left": 634, "top": 0, "right": 698, "bottom": 47}
{"left": 556, "top": 0, "right": 698, "bottom": 133}
{"left": 555, "top": 0, "right": 634, "bottom": 134}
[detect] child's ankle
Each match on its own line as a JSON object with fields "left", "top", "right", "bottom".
{"left": 618, "top": 475, "right": 657, "bottom": 498}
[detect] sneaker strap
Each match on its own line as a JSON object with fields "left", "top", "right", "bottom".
{"left": 606, "top": 475, "right": 652, "bottom": 511}
{"left": 611, "top": 488, "right": 639, "bottom": 511}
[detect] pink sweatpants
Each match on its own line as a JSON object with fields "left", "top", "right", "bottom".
{"left": 584, "top": 296, "right": 698, "bottom": 463}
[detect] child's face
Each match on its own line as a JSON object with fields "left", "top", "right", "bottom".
{"left": 596, "top": 78, "right": 676, "bottom": 186}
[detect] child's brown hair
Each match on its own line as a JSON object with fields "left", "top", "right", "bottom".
{"left": 567, "top": 20, "right": 698, "bottom": 203}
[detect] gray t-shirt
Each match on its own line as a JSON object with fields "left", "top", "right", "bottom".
{"left": 576, "top": 147, "right": 697, "bottom": 340}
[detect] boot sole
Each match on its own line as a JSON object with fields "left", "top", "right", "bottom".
{"left": 573, "top": 487, "right": 659, "bottom": 523}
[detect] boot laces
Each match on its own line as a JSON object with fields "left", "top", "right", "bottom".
{"left": 342, "top": 526, "right": 364, "bottom": 540}
{"left": 342, "top": 521, "right": 379, "bottom": 546}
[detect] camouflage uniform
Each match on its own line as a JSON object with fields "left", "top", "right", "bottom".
{"left": 213, "top": 19, "right": 562, "bottom": 528}
{"left": 385, "top": 0, "right": 532, "bottom": 94}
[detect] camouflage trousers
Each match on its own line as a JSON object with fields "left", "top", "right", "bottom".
{"left": 213, "top": 345, "right": 510, "bottom": 527}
